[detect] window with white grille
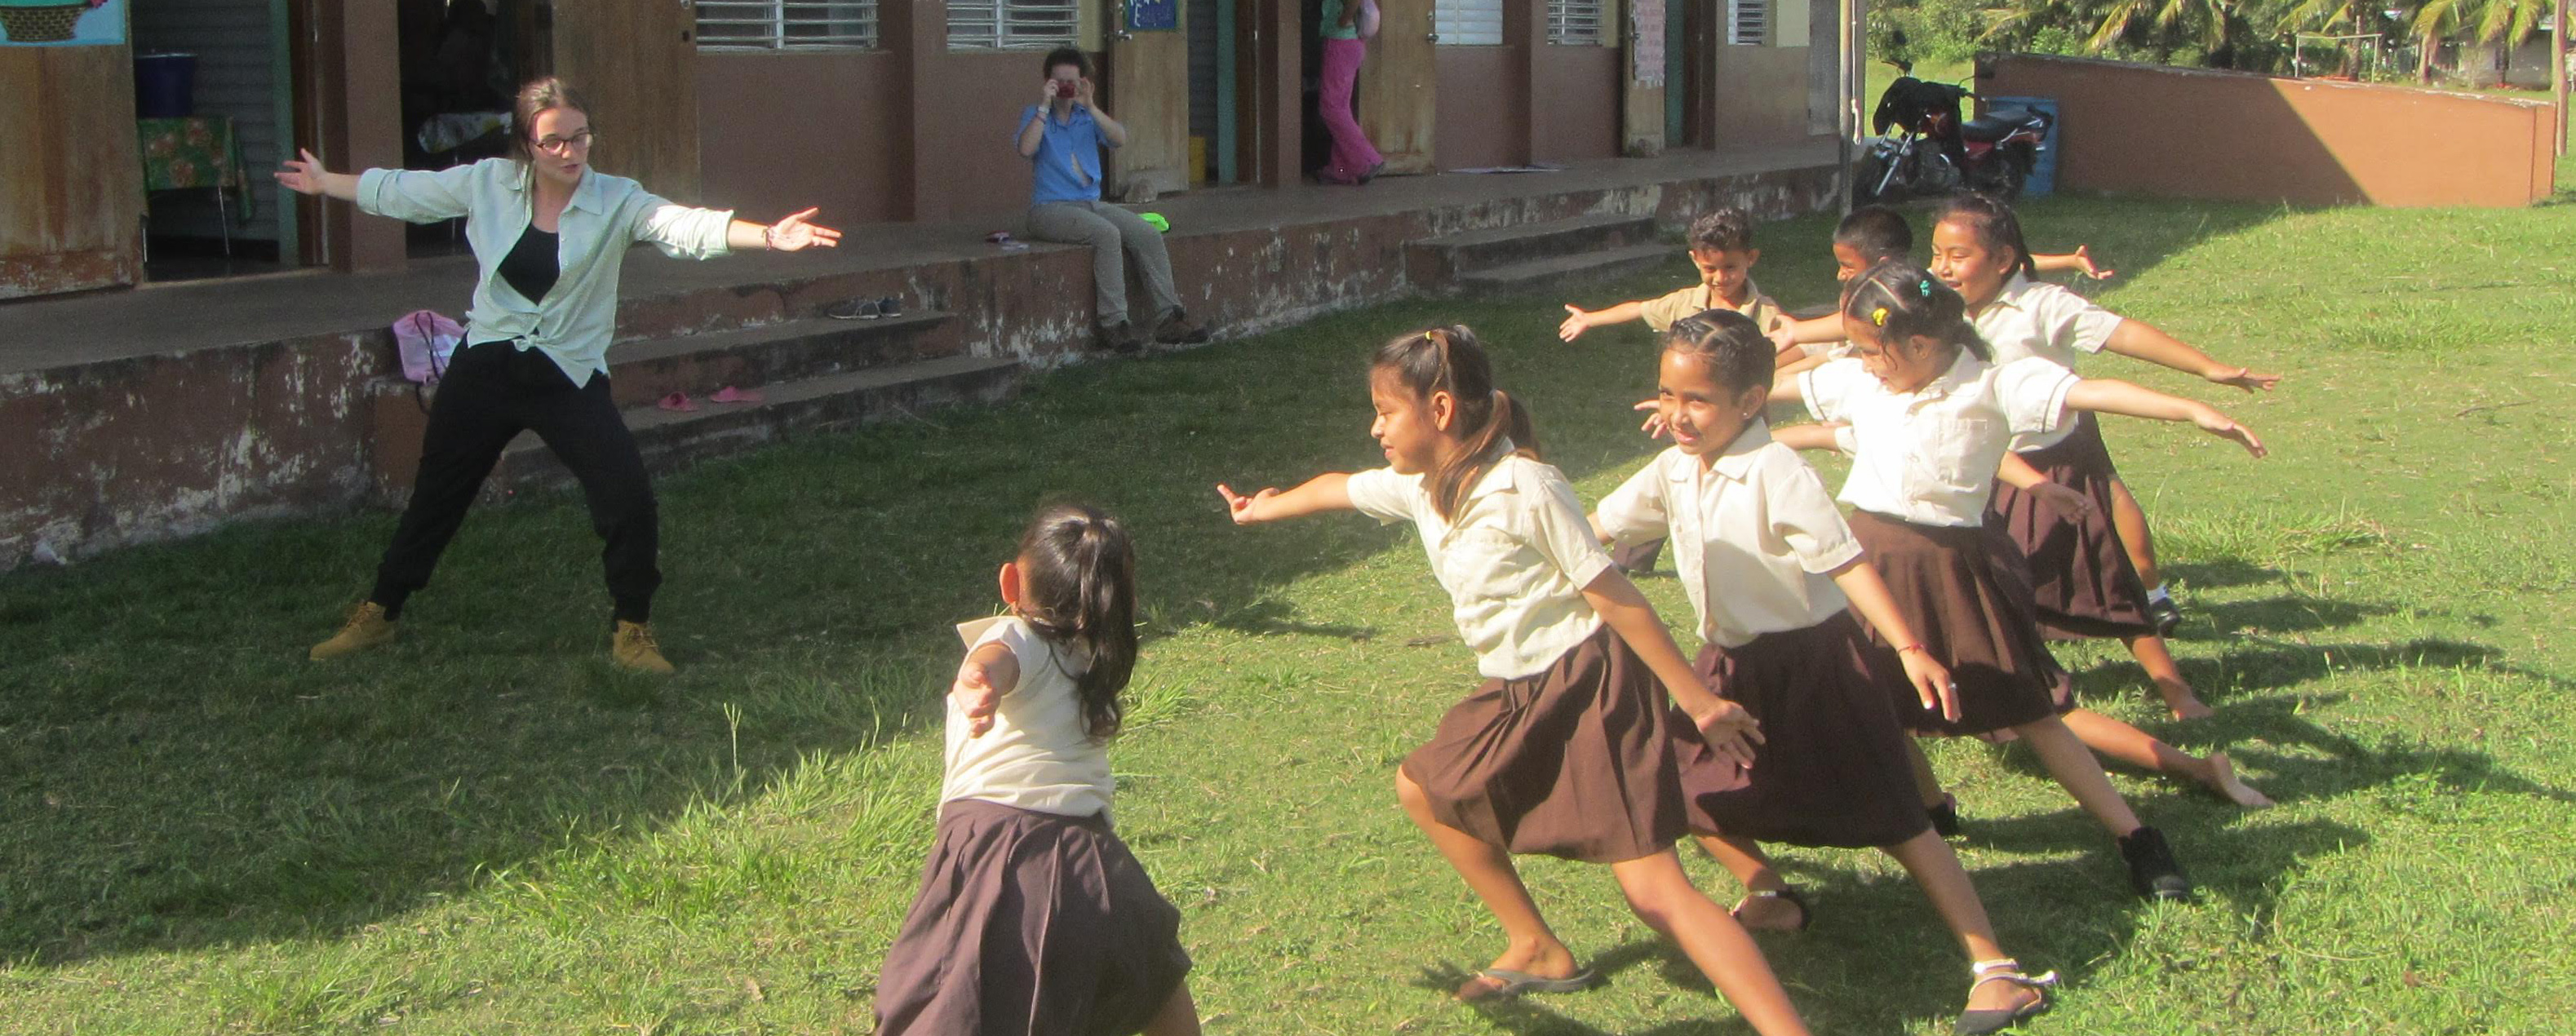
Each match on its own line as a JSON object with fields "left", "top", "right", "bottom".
{"left": 1435, "top": 0, "right": 1504, "bottom": 46}
{"left": 1727, "top": 0, "right": 1767, "bottom": 45}
{"left": 1546, "top": 0, "right": 1605, "bottom": 45}
{"left": 947, "top": 0, "right": 1082, "bottom": 50}
{"left": 697, "top": 1, "right": 880, "bottom": 51}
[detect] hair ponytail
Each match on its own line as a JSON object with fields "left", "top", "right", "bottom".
{"left": 1841, "top": 259, "right": 1991, "bottom": 363}
{"left": 1372, "top": 325, "right": 1539, "bottom": 521}
{"left": 1014, "top": 503, "right": 1138, "bottom": 742}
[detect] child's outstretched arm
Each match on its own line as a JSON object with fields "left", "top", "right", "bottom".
{"left": 1996, "top": 452, "right": 2093, "bottom": 520}
{"left": 2032, "top": 246, "right": 2114, "bottom": 280}
{"left": 2101, "top": 319, "right": 2281, "bottom": 392}
{"left": 1768, "top": 312, "right": 1843, "bottom": 353}
{"left": 1769, "top": 422, "right": 1844, "bottom": 453}
{"left": 1217, "top": 474, "right": 1354, "bottom": 525}
{"left": 1580, "top": 570, "right": 1764, "bottom": 768}
{"left": 1558, "top": 300, "right": 1647, "bottom": 342}
{"left": 951, "top": 640, "right": 1021, "bottom": 738}
{"left": 2064, "top": 379, "right": 2267, "bottom": 458}
{"left": 1824, "top": 557, "right": 1960, "bottom": 723}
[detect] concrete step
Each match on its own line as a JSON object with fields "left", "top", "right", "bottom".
{"left": 483, "top": 354, "right": 1022, "bottom": 494}
{"left": 603, "top": 310, "right": 955, "bottom": 409}
{"left": 1407, "top": 213, "right": 1663, "bottom": 287}
{"left": 1454, "top": 243, "right": 1677, "bottom": 295}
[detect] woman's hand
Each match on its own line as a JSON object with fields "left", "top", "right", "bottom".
{"left": 273, "top": 147, "right": 336, "bottom": 197}
{"left": 765, "top": 207, "right": 842, "bottom": 250}
{"left": 1895, "top": 646, "right": 1961, "bottom": 723}
{"left": 1039, "top": 78, "right": 1063, "bottom": 107}
{"left": 1558, "top": 305, "right": 1595, "bottom": 343}
{"left": 1073, "top": 77, "right": 1099, "bottom": 111}
{"left": 1216, "top": 483, "right": 1279, "bottom": 525}
{"left": 1686, "top": 696, "right": 1765, "bottom": 771}
{"left": 2206, "top": 365, "right": 2281, "bottom": 393}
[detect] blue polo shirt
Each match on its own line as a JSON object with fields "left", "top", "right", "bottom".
{"left": 1021, "top": 104, "right": 1113, "bottom": 205}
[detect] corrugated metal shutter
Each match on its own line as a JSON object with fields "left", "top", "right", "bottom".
{"left": 1547, "top": 0, "right": 1605, "bottom": 46}
{"left": 131, "top": 0, "right": 282, "bottom": 246}
{"left": 948, "top": 0, "right": 1082, "bottom": 50}
{"left": 1435, "top": 0, "right": 1503, "bottom": 46}
{"left": 697, "top": 1, "right": 880, "bottom": 50}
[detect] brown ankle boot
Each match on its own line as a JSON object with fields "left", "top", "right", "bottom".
{"left": 309, "top": 602, "right": 397, "bottom": 661}
{"left": 612, "top": 620, "right": 676, "bottom": 675}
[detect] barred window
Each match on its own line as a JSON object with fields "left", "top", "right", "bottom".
{"left": 947, "top": 0, "right": 1082, "bottom": 50}
{"left": 697, "top": 1, "right": 880, "bottom": 50}
{"left": 1434, "top": 0, "right": 1504, "bottom": 46}
{"left": 1727, "top": 0, "right": 1767, "bottom": 45}
{"left": 1546, "top": 0, "right": 1605, "bottom": 46}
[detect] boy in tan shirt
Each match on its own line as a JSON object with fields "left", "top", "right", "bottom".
{"left": 1559, "top": 208, "right": 1785, "bottom": 343}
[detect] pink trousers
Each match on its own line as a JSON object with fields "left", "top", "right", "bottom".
{"left": 1318, "top": 38, "right": 1384, "bottom": 184}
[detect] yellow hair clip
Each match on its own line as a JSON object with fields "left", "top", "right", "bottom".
{"left": 1869, "top": 306, "right": 1890, "bottom": 327}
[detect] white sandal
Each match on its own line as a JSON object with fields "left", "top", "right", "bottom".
{"left": 1953, "top": 957, "right": 2058, "bottom": 1035}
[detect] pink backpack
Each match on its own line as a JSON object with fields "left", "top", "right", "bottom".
{"left": 392, "top": 309, "right": 463, "bottom": 385}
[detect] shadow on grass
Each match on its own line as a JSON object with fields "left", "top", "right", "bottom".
{"left": 0, "top": 200, "right": 2308, "bottom": 971}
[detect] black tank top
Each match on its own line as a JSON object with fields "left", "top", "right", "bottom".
{"left": 498, "top": 223, "right": 561, "bottom": 303}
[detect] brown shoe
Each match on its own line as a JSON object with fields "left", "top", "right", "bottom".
{"left": 1154, "top": 308, "right": 1211, "bottom": 345}
{"left": 1100, "top": 320, "right": 1150, "bottom": 354}
{"left": 309, "top": 601, "right": 397, "bottom": 661}
{"left": 612, "top": 620, "right": 676, "bottom": 675}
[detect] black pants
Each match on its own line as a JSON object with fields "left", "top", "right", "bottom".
{"left": 370, "top": 339, "right": 660, "bottom": 622}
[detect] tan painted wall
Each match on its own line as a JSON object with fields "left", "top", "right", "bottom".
{"left": 1712, "top": 45, "right": 1812, "bottom": 147}
{"left": 1981, "top": 54, "right": 2558, "bottom": 208}
{"left": 698, "top": 53, "right": 906, "bottom": 226}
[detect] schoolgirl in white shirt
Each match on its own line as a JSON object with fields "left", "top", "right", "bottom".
{"left": 1217, "top": 326, "right": 1815, "bottom": 1035}
{"left": 873, "top": 504, "right": 1201, "bottom": 1036}
{"left": 1593, "top": 310, "right": 2058, "bottom": 1035}
{"left": 1931, "top": 193, "right": 2281, "bottom": 719}
{"left": 1771, "top": 261, "right": 2268, "bottom": 901}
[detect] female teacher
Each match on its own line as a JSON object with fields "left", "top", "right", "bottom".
{"left": 1316, "top": 0, "right": 1385, "bottom": 185}
{"left": 282, "top": 77, "right": 840, "bottom": 675}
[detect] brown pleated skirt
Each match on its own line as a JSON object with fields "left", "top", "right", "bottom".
{"left": 1400, "top": 625, "right": 1688, "bottom": 864}
{"left": 1611, "top": 536, "right": 1667, "bottom": 574}
{"left": 1676, "top": 613, "right": 1932, "bottom": 848}
{"left": 874, "top": 799, "right": 1191, "bottom": 1036}
{"left": 1984, "top": 414, "right": 2157, "bottom": 640}
{"left": 1846, "top": 510, "right": 2070, "bottom": 738}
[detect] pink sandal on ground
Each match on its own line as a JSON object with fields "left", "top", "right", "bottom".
{"left": 656, "top": 392, "right": 697, "bottom": 413}
{"left": 711, "top": 386, "right": 765, "bottom": 404}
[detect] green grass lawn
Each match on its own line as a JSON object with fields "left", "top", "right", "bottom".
{"left": 4, "top": 192, "right": 2574, "bottom": 1034}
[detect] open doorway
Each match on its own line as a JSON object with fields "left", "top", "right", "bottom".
{"left": 396, "top": 0, "right": 517, "bottom": 258}
{"left": 129, "top": 0, "right": 299, "bottom": 283}
{"left": 1185, "top": 0, "right": 1248, "bottom": 185}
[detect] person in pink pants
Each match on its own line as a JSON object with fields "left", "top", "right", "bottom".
{"left": 1317, "top": 0, "right": 1385, "bottom": 185}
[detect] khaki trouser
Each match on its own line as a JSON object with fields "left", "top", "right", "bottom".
{"left": 1026, "top": 200, "right": 1182, "bottom": 330}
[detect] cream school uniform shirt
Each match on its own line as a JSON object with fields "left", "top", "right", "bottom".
{"left": 1971, "top": 274, "right": 2124, "bottom": 448}
{"left": 355, "top": 157, "right": 738, "bottom": 388}
{"left": 1798, "top": 352, "right": 2081, "bottom": 527}
{"left": 1594, "top": 426, "right": 1865, "bottom": 649}
{"left": 1638, "top": 279, "right": 1786, "bottom": 334}
{"left": 1345, "top": 453, "right": 1616, "bottom": 680}
{"left": 940, "top": 615, "right": 1115, "bottom": 819}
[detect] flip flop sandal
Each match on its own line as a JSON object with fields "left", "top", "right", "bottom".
{"left": 656, "top": 392, "right": 697, "bottom": 413}
{"left": 711, "top": 386, "right": 765, "bottom": 404}
{"left": 1730, "top": 886, "right": 1811, "bottom": 932}
{"left": 1954, "top": 958, "right": 2059, "bottom": 1035}
{"left": 1456, "top": 967, "right": 1598, "bottom": 1002}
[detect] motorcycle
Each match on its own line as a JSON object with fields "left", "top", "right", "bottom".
{"left": 1855, "top": 60, "right": 2052, "bottom": 204}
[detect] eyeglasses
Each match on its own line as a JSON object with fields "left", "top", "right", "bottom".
{"left": 531, "top": 130, "right": 595, "bottom": 155}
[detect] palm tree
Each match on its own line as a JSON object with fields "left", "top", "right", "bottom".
{"left": 2410, "top": 0, "right": 2550, "bottom": 81}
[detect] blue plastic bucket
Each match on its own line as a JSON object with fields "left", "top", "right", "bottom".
{"left": 134, "top": 53, "right": 198, "bottom": 119}
{"left": 1984, "top": 95, "right": 2059, "bottom": 197}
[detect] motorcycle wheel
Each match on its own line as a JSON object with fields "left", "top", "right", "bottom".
{"left": 1980, "top": 147, "right": 2030, "bottom": 200}
{"left": 1854, "top": 152, "right": 1902, "bottom": 205}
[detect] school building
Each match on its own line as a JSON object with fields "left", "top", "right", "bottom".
{"left": 0, "top": 0, "right": 1859, "bottom": 566}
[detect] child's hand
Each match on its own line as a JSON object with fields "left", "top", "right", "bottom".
{"left": 1632, "top": 398, "right": 1669, "bottom": 440}
{"left": 1216, "top": 483, "right": 1278, "bottom": 525}
{"left": 1767, "top": 322, "right": 1802, "bottom": 357}
{"left": 2193, "top": 413, "right": 2267, "bottom": 458}
{"left": 2206, "top": 365, "right": 2281, "bottom": 393}
{"left": 2027, "top": 480, "right": 2094, "bottom": 521}
{"left": 2071, "top": 245, "right": 2115, "bottom": 280}
{"left": 952, "top": 660, "right": 1004, "bottom": 737}
{"left": 1686, "top": 697, "right": 1765, "bottom": 770}
{"left": 1895, "top": 648, "right": 1961, "bottom": 723}
{"left": 1558, "top": 305, "right": 1594, "bottom": 343}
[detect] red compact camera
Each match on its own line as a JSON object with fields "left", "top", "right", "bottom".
{"left": 1054, "top": 80, "right": 1078, "bottom": 99}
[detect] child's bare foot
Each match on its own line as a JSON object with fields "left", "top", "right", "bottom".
{"left": 2153, "top": 679, "right": 2215, "bottom": 719}
{"left": 2201, "top": 751, "right": 2274, "bottom": 809}
{"left": 1455, "top": 941, "right": 1583, "bottom": 1000}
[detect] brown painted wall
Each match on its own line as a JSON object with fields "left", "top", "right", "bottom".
{"left": 1532, "top": 45, "right": 1621, "bottom": 163}
{"left": 1713, "top": 46, "right": 1813, "bottom": 148}
{"left": 917, "top": 51, "right": 1053, "bottom": 221}
{"left": 1982, "top": 54, "right": 2558, "bottom": 208}
{"left": 1436, "top": 47, "right": 1526, "bottom": 170}
{"left": 698, "top": 53, "right": 906, "bottom": 226}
